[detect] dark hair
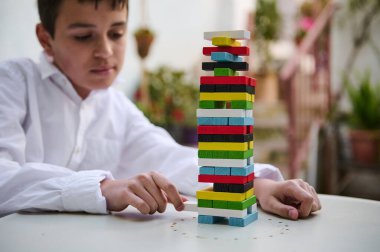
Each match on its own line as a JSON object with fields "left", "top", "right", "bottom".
{"left": 37, "top": 0, "right": 129, "bottom": 38}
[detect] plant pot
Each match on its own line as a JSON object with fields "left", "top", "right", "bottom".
{"left": 135, "top": 33, "right": 154, "bottom": 59}
{"left": 349, "top": 129, "right": 380, "bottom": 166}
{"left": 254, "top": 72, "right": 279, "bottom": 104}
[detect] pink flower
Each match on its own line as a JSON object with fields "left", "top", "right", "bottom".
{"left": 299, "top": 17, "right": 314, "bottom": 31}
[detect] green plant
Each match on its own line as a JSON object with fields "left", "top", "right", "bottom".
{"left": 134, "top": 66, "right": 199, "bottom": 129}
{"left": 254, "top": 0, "right": 281, "bottom": 73}
{"left": 344, "top": 72, "right": 380, "bottom": 130}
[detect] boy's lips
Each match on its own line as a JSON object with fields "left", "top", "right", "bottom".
{"left": 90, "top": 66, "right": 116, "bottom": 75}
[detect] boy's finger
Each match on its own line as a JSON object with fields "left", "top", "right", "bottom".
{"left": 287, "top": 186, "right": 314, "bottom": 217}
{"left": 138, "top": 174, "right": 168, "bottom": 213}
{"left": 151, "top": 172, "right": 184, "bottom": 211}
{"left": 267, "top": 196, "right": 299, "bottom": 220}
{"left": 124, "top": 192, "right": 150, "bottom": 215}
{"left": 131, "top": 184, "right": 159, "bottom": 214}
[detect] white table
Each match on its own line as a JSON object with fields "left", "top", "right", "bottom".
{"left": 0, "top": 195, "right": 379, "bottom": 252}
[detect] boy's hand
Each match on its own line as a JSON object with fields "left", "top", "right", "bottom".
{"left": 255, "top": 178, "right": 321, "bottom": 220}
{"left": 100, "top": 172, "right": 187, "bottom": 214}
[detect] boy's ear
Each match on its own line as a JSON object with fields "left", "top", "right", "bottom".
{"left": 36, "top": 23, "right": 54, "bottom": 56}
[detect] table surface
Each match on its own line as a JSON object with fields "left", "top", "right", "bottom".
{"left": 0, "top": 194, "right": 379, "bottom": 252}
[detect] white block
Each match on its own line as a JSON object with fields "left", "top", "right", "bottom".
{"left": 204, "top": 30, "right": 251, "bottom": 40}
{"left": 197, "top": 204, "right": 257, "bottom": 218}
{"left": 196, "top": 109, "right": 252, "bottom": 118}
{"left": 198, "top": 158, "right": 247, "bottom": 167}
{"left": 183, "top": 201, "right": 198, "bottom": 212}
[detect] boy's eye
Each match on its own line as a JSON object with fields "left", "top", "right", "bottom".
{"left": 109, "top": 32, "right": 124, "bottom": 40}
{"left": 74, "top": 34, "right": 92, "bottom": 41}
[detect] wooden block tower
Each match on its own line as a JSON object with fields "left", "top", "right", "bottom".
{"left": 196, "top": 30, "right": 257, "bottom": 227}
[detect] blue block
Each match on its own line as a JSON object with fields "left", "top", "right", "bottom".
{"left": 198, "top": 215, "right": 225, "bottom": 224}
{"left": 197, "top": 117, "right": 228, "bottom": 125}
{"left": 228, "top": 211, "right": 258, "bottom": 227}
{"left": 231, "top": 164, "right": 254, "bottom": 176}
{"left": 215, "top": 167, "right": 231, "bottom": 175}
{"left": 228, "top": 117, "right": 254, "bottom": 126}
{"left": 199, "top": 166, "right": 215, "bottom": 175}
{"left": 211, "top": 52, "right": 243, "bottom": 62}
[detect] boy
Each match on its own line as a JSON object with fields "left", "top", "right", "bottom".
{"left": 0, "top": 0, "right": 320, "bottom": 220}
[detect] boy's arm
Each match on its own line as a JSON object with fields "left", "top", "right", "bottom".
{"left": 0, "top": 63, "right": 109, "bottom": 216}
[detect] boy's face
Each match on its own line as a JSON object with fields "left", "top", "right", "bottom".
{"left": 38, "top": 0, "right": 127, "bottom": 99}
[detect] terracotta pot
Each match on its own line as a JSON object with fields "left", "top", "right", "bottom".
{"left": 349, "top": 129, "right": 380, "bottom": 165}
{"left": 135, "top": 34, "right": 154, "bottom": 59}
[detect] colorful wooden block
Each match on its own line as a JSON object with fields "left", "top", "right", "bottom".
{"left": 212, "top": 200, "right": 229, "bottom": 209}
{"left": 196, "top": 187, "right": 252, "bottom": 201}
{"left": 198, "top": 173, "right": 254, "bottom": 184}
{"left": 183, "top": 201, "right": 198, "bottom": 212}
{"left": 204, "top": 30, "right": 251, "bottom": 40}
{"left": 197, "top": 117, "right": 228, "bottom": 126}
{"left": 212, "top": 37, "right": 241, "bottom": 47}
{"left": 214, "top": 180, "right": 254, "bottom": 193}
{"left": 199, "top": 92, "right": 252, "bottom": 102}
{"left": 198, "top": 199, "right": 213, "bottom": 208}
{"left": 198, "top": 134, "right": 253, "bottom": 143}
{"left": 231, "top": 164, "right": 254, "bottom": 176}
{"left": 202, "top": 62, "right": 249, "bottom": 71}
{"left": 228, "top": 117, "right": 254, "bottom": 126}
{"left": 211, "top": 52, "right": 243, "bottom": 62}
{"left": 214, "top": 68, "right": 236, "bottom": 76}
{"left": 198, "top": 142, "right": 249, "bottom": 151}
{"left": 203, "top": 46, "right": 250, "bottom": 56}
{"left": 228, "top": 211, "right": 258, "bottom": 227}
{"left": 214, "top": 167, "right": 231, "bottom": 175}
{"left": 197, "top": 125, "right": 253, "bottom": 135}
{"left": 198, "top": 157, "right": 253, "bottom": 167}
{"left": 231, "top": 100, "right": 253, "bottom": 109}
{"left": 198, "top": 215, "right": 224, "bottom": 224}
{"left": 199, "top": 166, "right": 215, "bottom": 175}
{"left": 196, "top": 109, "right": 252, "bottom": 118}
{"left": 200, "top": 76, "right": 255, "bottom": 86}
{"left": 228, "top": 195, "right": 257, "bottom": 210}
{"left": 198, "top": 149, "right": 253, "bottom": 159}
{"left": 198, "top": 206, "right": 250, "bottom": 218}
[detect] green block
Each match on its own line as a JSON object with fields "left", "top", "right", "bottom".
{"left": 198, "top": 150, "right": 214, "bottom": 159}
{"left": 199, "top": 100, "right": 215, "bottom": 109}
{"left": 228, "top": 195, "right": 257, "bottom": 210}
{"left": 229, "top": 149, "right": 254, "bottom": 159}
{"left": 214, "top": 68, "right": 236, "bottom": 76}
{"left": 215, "top": 101, "right": 226, "bottom": 108}
{"left": 199, "top": 150, "right": 254, "bottom": 159}
{"left": 198, "top": 199, "right": 213, "bottom": 208}
{"left": 213, "top": 200, "right": 228, "bottom": 209}
{"left": 231, "top": 100, "right": 253, "bottom": 109}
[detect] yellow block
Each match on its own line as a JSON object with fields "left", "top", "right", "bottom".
{"left": 196, "top": 187, "right": 251, "bottom": 202}
{"left": 245, "top": 188, "right": 254, "bottom": 198}
{"left": 212, "top": 37, "right": 241, "bottom": 47}
{"left": 200, "top": 92, "right": 252, "bottom": 102}
{"left": 198, "top": 142, "right": 248, "bottom": 151}
{"left": 249, "top": 141, "right": 253, "bottom": 149}
{"left": 252, "top": 94, "right": 255, "bottom": 102}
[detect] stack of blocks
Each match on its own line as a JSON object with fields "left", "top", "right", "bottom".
{"left": 196, "top": 30, "right": 258, "bottom": 227}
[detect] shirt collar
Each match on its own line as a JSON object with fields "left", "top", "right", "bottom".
{"left": 38, "top": 52, "right": 62, "bottom": 80}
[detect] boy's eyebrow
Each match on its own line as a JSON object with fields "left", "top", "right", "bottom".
{"left": 68, "top": 21, "right": 127, "bottom": 29}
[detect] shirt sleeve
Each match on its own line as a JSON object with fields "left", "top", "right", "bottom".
{"left": 0, "top": 62, "right": 110, "bottom": 217}
{"left": 119, "top": 98, "right": 284, "bottom": 196}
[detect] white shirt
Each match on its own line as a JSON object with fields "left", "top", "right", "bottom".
{"left": 0, "top": 53, "right": 283, "bottom": 217}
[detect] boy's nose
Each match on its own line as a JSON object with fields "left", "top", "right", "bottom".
{"left": 94, "top": 38, "right": 113, "bottom": 59}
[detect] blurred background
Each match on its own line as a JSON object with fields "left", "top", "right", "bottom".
{"left": 0, "top": 0, "right": 379, "bottom": 200}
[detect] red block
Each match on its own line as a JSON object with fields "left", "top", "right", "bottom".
{"left": 203, "top": 46, "right": 250, "bottom": 56}
{"left": 198, "top": 173, "right": 255, "bottom": 184}
{"left": 200, "top": 76, "right": 256, "bottom": 87}
{"left": 198, "top": 125, "right": 253, "bottom": 135}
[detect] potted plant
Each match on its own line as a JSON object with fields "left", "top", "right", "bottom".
{"left": 253, "top": 0, "right": 281, "bottom": 104}
{"left": 344, "top": 71, "right": 380, "bottom": 165}
{"left": 134, "top": 27, "right": 155, "bottom": 59}
{"left": 134, "top": 66, "right": 199, "bottom": 145}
